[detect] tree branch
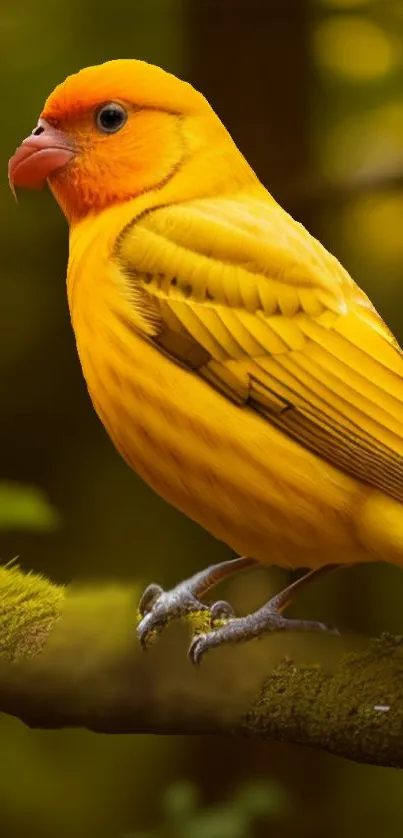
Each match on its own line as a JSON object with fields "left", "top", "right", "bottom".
{"left": 1, "top": 563, "right": 402, "bottom": 768}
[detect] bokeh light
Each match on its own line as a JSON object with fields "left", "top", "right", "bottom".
{"left": 319, "top": 102, "right": 403, "bottom": 180}
{"left": 312, "top": 17, "right": 400, "bottom": 80}
{"left": 320, "top": 0, "right": 370, "bottom": 8}
{"left": 343, "top": 192, "right": 403, "bottom": 264}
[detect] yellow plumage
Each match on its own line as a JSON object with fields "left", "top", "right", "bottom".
{"left": 66, "top": 181, "right": 403, "bottom": 571}
{"left": 10, "top": 58, "right": 403, "bottom": 593}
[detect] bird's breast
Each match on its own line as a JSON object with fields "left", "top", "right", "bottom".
{"left": 67, "top": 226, "right": 370, "bottom": 568}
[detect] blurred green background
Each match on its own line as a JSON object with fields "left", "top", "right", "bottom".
{"left": 2, "top": 0, "right": 403, "bottom": 835}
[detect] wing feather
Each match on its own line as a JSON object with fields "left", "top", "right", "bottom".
{"left": 116, "top": 195, "right": 403, "bottom": 502}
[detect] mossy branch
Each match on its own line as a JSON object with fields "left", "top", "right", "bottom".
{"left": 0, "top": 563, "right": 403, "bottom": 768}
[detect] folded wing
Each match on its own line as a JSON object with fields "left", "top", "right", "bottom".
{"left": 116, "top": 194, "right": 403, "bottom": 502}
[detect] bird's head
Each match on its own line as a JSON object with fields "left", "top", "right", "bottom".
{"left": 9, "top": 59, "right": 253, "bottom": 223}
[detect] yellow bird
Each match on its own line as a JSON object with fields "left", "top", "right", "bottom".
{"left": 8, "top": 59, "right": 403, "bottom": 663}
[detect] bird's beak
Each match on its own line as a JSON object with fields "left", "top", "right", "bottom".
{"left": 8, "top": 118, "right": 76, "bottom": 198}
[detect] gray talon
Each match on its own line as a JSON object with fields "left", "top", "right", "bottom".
{"left": 210, "top": 600, "right": 235, "bottom": 624}
{"left": 189, "top": 631, "right": 224, "bottom": 665}
{"left": 139, "top": 583, "right": 164, "bottom": 617}
{"left": 137, "top": 615, "right": 155, "bottom": 650}
{"left": 136, "top": 611, "right": 163, "bottom": 650}
{"left": 188, "top": 634, "right": 206, "bottom": 666}
{"left": 136, "top": 583, "right": 211, "bottom": 651}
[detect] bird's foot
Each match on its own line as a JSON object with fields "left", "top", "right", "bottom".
{"left": 189, "top": 566, "right": 341, "bottom": 665}
{"left": 189, "top": 605, "right": 339, "bottom": 665}
{"left": 136, "top": 581, "right": 225, "bottom": 649}
{"left": 136, "top": 556, "right": 256, "bottom": 649}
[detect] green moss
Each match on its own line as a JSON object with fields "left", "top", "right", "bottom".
{"left": 0, "top": 563, "right": 64, "bottom": 661}
{"left": 134, "top": 606, "right": 228, "bottom": 645}
{"left": 241, "top": 634, "right": 403, "bottom": 767}
{"left": 3, "top": 562, "right": 403, "bottom": 768}
{"left": 186, "top": 610, "right": 228, "bottom": 635}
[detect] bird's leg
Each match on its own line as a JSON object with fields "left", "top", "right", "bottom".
{"left": 189, "top": 564, "right": 341, "bottom": 665}
{"left": 137, "top": 556, "right": 257, "bottom": 649}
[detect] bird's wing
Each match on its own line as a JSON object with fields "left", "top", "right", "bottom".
{"left": 116, "top": 194, "right": 403, "bottom": 502}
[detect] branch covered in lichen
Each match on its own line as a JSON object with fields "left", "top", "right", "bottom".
{"left": 0, "top": 562, "right": 402, "bottom": 767}
{"left": 242, "top": 636, "right": 403, "bottom": 767}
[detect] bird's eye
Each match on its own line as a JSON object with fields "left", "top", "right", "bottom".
{"left": 96, "top": 102, "right": 128, "bottom": 134}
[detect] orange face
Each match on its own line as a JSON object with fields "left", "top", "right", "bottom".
{"left": 8, "top": 59, "right": 210, "bottom": 221}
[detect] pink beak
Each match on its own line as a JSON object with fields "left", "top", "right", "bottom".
{"left": 8, "top": 119, "right": 76, "bottom": 197}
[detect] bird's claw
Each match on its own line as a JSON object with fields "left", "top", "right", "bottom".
{"left": 138, "top": 583, "right": 164, "bottom": 617}
{"left": 137, "top": 564, "right": 341, "bottom": 662}
{"left": 137, "top": 582, "right": 210, "bottom": 650}
{"left": 136, "top": 579, "right": 238, "bottom": 651}
{"left": 189, "top": 630, "right": 227, "bottom": 666}
{"left": 136, "top": 557, "right": 256, "bottom": 652}
{"left": 209, "top": 599, "right": 235, "bottom": 625}
{"left": 188, "top": 610, "right": 340, "bottom": 665}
